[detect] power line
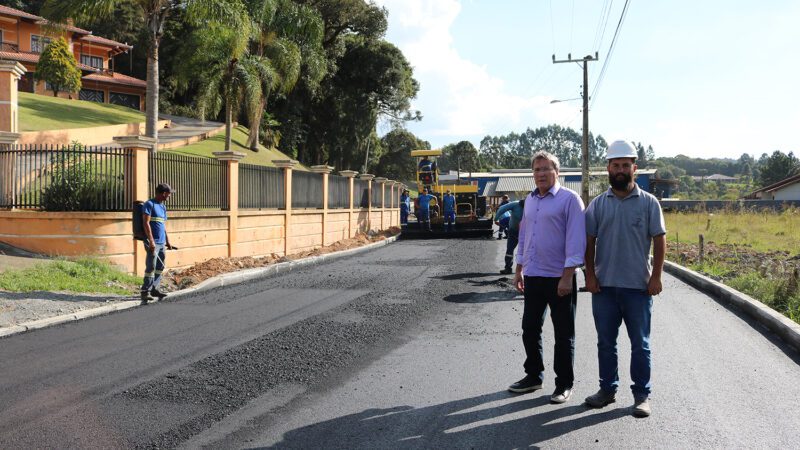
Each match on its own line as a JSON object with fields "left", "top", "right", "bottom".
{"left": 590, "top": 0, "right": 631, "bottom": 108}
{"left": 592, "top": 0, "right": 614, "bottom": 53}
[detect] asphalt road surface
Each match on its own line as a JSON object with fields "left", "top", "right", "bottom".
{"left": 1, "top": 237, "right": 799, "bottom": 449}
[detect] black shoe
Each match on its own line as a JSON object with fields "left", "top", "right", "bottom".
{"left": 140, "top": 291, "right": 152, "bottom": 304}
{"left": 497, "top": 236, "right": 503, "bottom": 240}
{"left": 550, "top": 386, "right": 572, "bottom": 404}
{"left": 150, "top": 288, "right": 168, "bottom": 299}
{"left": 499, "top": 268, "right": 513, "bottom": 275}
{"left": 508, "top": 375, "right": 542, "bottom": 393}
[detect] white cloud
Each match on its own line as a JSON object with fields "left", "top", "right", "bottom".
{"left": 375, "top": 0, "right": 557, "bottom": 142}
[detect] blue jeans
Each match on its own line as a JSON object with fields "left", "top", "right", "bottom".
{"left": 141, "top": 243, "right": 166, "bottom": 293}
{"left": 444, "top": 211, "right": 455, "bottom": 230}
{"left": 592, "top": 287, "right": 653, "bottom": 399}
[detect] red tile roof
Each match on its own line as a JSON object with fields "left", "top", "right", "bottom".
{"left": 0, "top": 50, "right": 97, "bottom": 71}
{"left": 0, "top": 5, "right": 40, "bottom": 21}
{"left": 0, "top": 4, "right": 131, "bottom": 50}
{"left": 82, "top": 71, "right": 147, "bottom": 88}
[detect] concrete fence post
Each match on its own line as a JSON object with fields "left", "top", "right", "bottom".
{"left": 0, "top": 61, "right": 26, "bottom": 133}
{"left": 311, "top": 165, "right": 334, "bottom": 246}
{"left": 359, "top": 173, "right": 374, "bottom": 232}
{"left": 113, "top": 135, "right": 157, "bottom": 276}
{"left": 339, "top": 170, "right": 358, "bottom": 238}
{"left": 373, "top": 177, "right": 387, "bottom": 231}
{"left": 273, "top": 159, "right": 297, "bottom": 256}
{"left": 214, "top": 151, "right": 245, "bottom": 257}
{"left": 0, "top": 131, "right": 20, "bottom": 207}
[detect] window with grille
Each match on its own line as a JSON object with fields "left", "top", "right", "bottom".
{"left": 31, "top": 35, "right": 51, "bottom": 53}
{"left": 80, "top": 54, "right": 103, "bottom": 69}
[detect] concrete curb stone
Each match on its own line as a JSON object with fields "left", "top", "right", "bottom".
{"left": 664, "top": 260, "right": 800, "bottom": 353}
{"left": 0, "top": 235, "right": 398, "bottom": 339}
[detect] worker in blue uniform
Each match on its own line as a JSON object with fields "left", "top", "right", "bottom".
{"left": 495, "top": 198, "right": 525, "bottom": 274}
{"left": 442, "top": 189, "right": 456, "bottom": 232}
{"left": 416, "top": 187, "right": 435, "bottom": 231}
{"left": 400, "top": 189, "right": 411, "bottom": 225}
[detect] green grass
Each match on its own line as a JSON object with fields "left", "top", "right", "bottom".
{"left": 19, "top": 92, "right": 145, "bottom": 132}
{"left": 0, "top": 257, "right": 140, "bottom": 295}
{"left": 166, "top": 125, "right": 307, "bottom": 169}
{"left": 665, "top": 208, "right": 800, "bottom": 255}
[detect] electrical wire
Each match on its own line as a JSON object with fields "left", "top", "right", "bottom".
{"left": 590, "top": 0, "right": 631, "bottom": 108}
{"left": 592, "top": 0, "right": 614, "bottom": 53}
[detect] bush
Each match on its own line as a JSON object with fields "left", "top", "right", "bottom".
{"left": 40, "top": 143, "right": 125, "bottom": 211}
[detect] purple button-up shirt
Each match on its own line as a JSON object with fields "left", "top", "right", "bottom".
{"left": 516, "top": 182, "right": 586, "bottom": 277}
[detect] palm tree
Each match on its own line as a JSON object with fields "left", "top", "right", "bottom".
{"left": 42, "top": 0, "right": 247, "bottom": 143}
{"left": 243, "top": 0, "right": 327, "bottom": 151}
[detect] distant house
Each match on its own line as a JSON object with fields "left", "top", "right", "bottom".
{"left": 744, "top": 173, "right": 800, "bottom": 201}
{"left": 691, "top": 174, "right": 738, "bottom": 183}
{"left": 0, "top": 5, "right": 145, "bottom": 110}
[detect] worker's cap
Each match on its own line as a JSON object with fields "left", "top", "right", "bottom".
{"left": 155, "top": 182, "right": 174, "bottom": 194}
{"left": 606, "top": 140, "right": 637, "bottom": 160}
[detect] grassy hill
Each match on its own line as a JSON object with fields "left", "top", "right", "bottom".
{"left": 18, "top": 92, "right": 145, "bottom": 131}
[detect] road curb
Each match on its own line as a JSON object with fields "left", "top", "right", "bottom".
{"left": 0, "top": 235, "right": 398, "bottom": 339}
{"left": 664, "top": 260, "right": 800, "bottom": 353}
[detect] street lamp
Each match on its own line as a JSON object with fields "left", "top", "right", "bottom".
{"left": 549, "top": 98, "right": 582, "bottom": 104}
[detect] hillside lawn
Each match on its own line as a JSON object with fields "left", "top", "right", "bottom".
{"left": 167, "top": 125, "right": 307, "bottom": 169}
{"left": 19, "top": 92, "right": 145, "bottom": 131}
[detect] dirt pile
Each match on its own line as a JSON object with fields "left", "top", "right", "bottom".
{"left": 163, "top": 228, "right": 400, "bottom": 291}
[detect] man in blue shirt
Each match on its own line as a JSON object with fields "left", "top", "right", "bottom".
{"left": 416, "top": 188, "right": 434, "bottom": 231}
{"left": 583, "top": 140, "right": 666, "bottom": 418}
{"left": 442, "top": 189, "right": 456, "bottom": 232}
{"left": 140, "top": 183, "right": 175, "bottom": 304}
{"left": 494, "top": 198, "right": 524, "bottom": 274}
{"left": 400, "top": 189, "right": 411, "bottom": 225}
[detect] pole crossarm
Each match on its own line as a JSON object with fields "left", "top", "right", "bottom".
{"left": 552, "top": 52, "right": 600, "bottom": 206}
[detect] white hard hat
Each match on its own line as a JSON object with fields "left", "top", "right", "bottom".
{"left": 606, "top": 140, "right": 637, "bottom": 160}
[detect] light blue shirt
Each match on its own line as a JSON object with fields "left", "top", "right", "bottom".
{"left": 417, "top": 193, "right": 435, "bottom": 211}
{"left": 585, "top": 184, "right": 666, "bottom": 290}
{"left": 443, "top": 194, "right": 456, "bottom": 212}
{"left": 495, "top": 200, "right": 524, "bottom": 232}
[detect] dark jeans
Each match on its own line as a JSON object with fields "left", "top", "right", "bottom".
{"left": 418, "top": 209, "right": 431, "bottom": 231}
{"left": 522, "top": 275, "right": 577, "bottom": 389}
{"left": 504, "top": 229, "right": 519, "bottom": 270}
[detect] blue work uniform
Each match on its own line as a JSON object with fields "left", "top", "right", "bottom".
{"left": 495, "top": 200, "right": 525, "bottom": 272}
{"left": 140, "top": 199, "right": 168, "bottom": 294}
{"left": 417, "top": 193, "right": 434, "bottom": 231}
{"left": 443, "top": 193, "right": 456, "bottom": 231}
{"left": 400, "top": 193, "right": 411, "bottom": 224}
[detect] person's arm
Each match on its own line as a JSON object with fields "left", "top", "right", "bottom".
{"left": 584, "top": 235, "right": 600, "bottom": 293}
{"left": 513, "top": 215, "right": 527, "bottom": 293}
{"left": 558, "top": 195, "right": 586, "bottom": 296}
{"left": 142, "top": 212, "right": 155, "bottom": 252}
{"left": 648, "top": 234, "right": 666, "bottom": 295}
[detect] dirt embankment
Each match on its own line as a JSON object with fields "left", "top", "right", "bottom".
{"left": 162, "top": 228, "right": 400, "bottom": 291}
{"left": 669, "top": 241, "right": 800, "bottom": 281}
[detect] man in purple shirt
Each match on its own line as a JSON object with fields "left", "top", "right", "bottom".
{"left": 509, "top": 151, "right": 586, "bottom": 404}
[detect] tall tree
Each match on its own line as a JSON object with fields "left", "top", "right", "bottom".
{"left": 43, "top": 0, "right": 247, "bottom": 141}
{"left": 244, "top": 0, "right": 326, "bottom": 151}
{"left": 439, "top": 141, "right": 481, "bottom": 173}
{"left": 376, "top": 128, "right": 428, "bottom": 181}
{"left": 758, "top": 150, "right": 799, "bottom": 187}
{"left": 35, "top": 37, "right": 81, "bottom": 97}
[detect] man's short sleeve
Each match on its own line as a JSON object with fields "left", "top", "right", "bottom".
{"left": 585, "top": 198, "right": 598, "bottom": 237}
{"left": 141, "top": 200, "right": 155, "bottom": 216}
{"left": 648, "top": 197, "right": 666, "bottom": 237}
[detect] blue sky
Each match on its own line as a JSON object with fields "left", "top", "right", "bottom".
{"left": 372, "top": 0, "right": 800, "bottom": 160}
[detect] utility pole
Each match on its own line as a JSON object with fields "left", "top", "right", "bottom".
{"left": 552, "top": 52, "right": 598, "bottom": 206}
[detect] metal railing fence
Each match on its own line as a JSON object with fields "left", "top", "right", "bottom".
{"left": 328, "top": 174, "right": 350, "bottom": 209}
{"left": 0, "top": 143, "right": 132, "bottom": 211}
{"left": 149, "top": 152, "right": 227, "bottom": 210}
{"left": 354, "top": 179, "right": 369, "bottom": 208}
{"left": 291, "top": 170, "right": 323, "bottom": 209}
{"left": 239, "top": 163, "right": 285, "bottom": 209}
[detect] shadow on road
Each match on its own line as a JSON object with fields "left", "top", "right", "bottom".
{"left": 443, "top": 290, "right": 519, "bottom": 304}
{"left": 433, "top": 272, "right": 499, "bottom": 281}
{"left": 263, "top": 390, "right": 627, "bottom": 449}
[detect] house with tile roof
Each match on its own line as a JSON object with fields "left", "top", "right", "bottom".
{"left": 744, "top": 173, "right": 800, "bottom": 201}
{"left": 0, "top": 5, "right": 145, "bottom": 110}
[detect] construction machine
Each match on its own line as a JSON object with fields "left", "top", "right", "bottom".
{"left": 401, "top": 149, "right": 494, "bottom": 239}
